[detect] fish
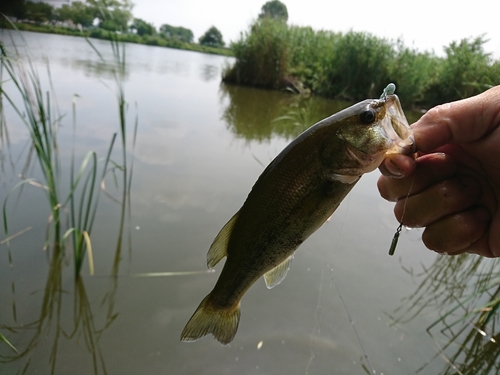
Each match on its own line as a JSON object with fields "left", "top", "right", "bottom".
{"left": 180, "top": 84, "right": 415, "bottom": 345}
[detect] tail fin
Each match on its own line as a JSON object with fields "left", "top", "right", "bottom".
{"left": 180, "top": 295, "right": 241, "bottom": 345}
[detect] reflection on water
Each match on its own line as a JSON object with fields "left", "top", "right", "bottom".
{"left": 220, "top": 83, "right": 423, "bottom": 142}
{"left": 220, "top": 82, "right": 349, "bottom": 142}
{"left": 200, "top": 64, "right": 219, "bottom": 82}
{"left": 0, "top": 31, "right": 498, "bottom": 375}
{"left": 0, "top": 253, "right": 118, "bottom": 374}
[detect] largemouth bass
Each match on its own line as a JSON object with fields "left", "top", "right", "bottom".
{"left": 181, "top": 85, "right": 414, "bottom": 344}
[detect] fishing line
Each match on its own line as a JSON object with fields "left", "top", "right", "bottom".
{"left": 333, "top": 275, "right": 376, "bottom": 374}
{"left": 326, "top": 194, "right": 376, "bottom": 374}
{"left": 388, "top": 173, "right": 416, "bottom": 256}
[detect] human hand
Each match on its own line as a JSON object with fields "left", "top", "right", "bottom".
{"left": 378, "top": 86, "right": 500, "bottom": 257}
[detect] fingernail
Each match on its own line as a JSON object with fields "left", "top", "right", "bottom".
{"left": 386, "top": 159, "right": 403, "bottom": 177}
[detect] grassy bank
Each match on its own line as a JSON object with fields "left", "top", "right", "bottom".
{"left": 0, "top": 21, "right": 234, "bottom": 57}
{"left": 223, "top": 19, "right": 500, "bottom": 107}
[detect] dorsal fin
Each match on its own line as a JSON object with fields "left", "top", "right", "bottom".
{"left": 207, "top": 211, "right": 239, "bottom": 269}
{"left": 264, "top": 254, "right": 294, "bottom": 289}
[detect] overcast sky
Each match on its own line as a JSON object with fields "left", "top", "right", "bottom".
{"left": 132, "top": 0, "right": 500, "bottom": 57}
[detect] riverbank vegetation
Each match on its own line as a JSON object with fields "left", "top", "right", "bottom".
{"left": 0, "top": 0, "right": 232, "bottom": 56}
{"left": 223, "top": 17, "right": 500, "bottom": 107}
{"left": 2, "top": 0, "right": 500, "bottom": 106}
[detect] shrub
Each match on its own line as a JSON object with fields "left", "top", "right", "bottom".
{"left": 223, "top": 18, "right": 289, "bottom": 89}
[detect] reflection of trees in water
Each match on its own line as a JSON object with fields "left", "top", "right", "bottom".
{"left": 392, "top": 255, "right": 500, "bottom": 374}
{"left": 68, "top": 58, "right": 130, "bottom": 81}
{"left": 220, "top": 82, "right": 349, "bottom": 142}
{"left": 200, "top": 64, "right": 219, "bottom": 82}
{"left": 220, "top": 83, "right": 423, "bottom": 143}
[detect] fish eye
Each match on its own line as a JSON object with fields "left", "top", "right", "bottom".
{"left": 359, "top": 109, "right": 376, "bottom": 124}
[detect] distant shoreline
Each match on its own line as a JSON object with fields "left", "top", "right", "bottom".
{"left": 0, "top": 21, "right": 234, "bottom": 57}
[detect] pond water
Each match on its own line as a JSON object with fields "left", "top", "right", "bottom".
{"left": 0, "top": 31, "right": 499, "bottom": 375}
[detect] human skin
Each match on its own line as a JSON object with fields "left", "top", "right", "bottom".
{"left": 377, "top": 86, "right": 500, "bottom": 257}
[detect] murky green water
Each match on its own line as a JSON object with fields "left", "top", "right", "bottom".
{"left": 0, "top": 31, "right": 498, "bottom": 375}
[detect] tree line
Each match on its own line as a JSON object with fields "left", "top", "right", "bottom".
{"left": 223, "top": 1, "right": 500, "bottom": 107}
{"left": 0, "top": 0, "right": 225, "bottom": 48}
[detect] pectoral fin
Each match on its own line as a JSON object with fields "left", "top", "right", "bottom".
{"left": 207, "top": 211, "right": 239, "bottom": 269}
{"left": 331, "top": 173, "right": 360, "bottom": 184}
{"left": 264, "top": 254, "right": 294, "bottom": 289}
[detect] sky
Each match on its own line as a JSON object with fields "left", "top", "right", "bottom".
{"left": 132, "top": 0, "right": 500, "bottom": 58}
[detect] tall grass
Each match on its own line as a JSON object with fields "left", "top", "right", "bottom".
{"left": 0, "top": 43, "right": 64, "bottom": 250}
{"left": 84, "top": 29, "right": 138, "bottom": 276}
{"left": 390, "top": 254, "right": 500, "bottom": 374}
{"left": 223, "top": 20, "right": 500, "bottom": 106}
{"left": 0, "top": 26, "right": 137, "bottom": 370}
{"left": 0, "top": 23, "right": 136, "bottom": 277}
{"left": 0, "top": 42, "right": 110, "bottom": 276}
{"left": 224, "top": 18, "right": 289, "bottom": 89}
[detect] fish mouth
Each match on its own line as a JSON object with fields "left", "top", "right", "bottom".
{"left": 381, "top": 95, "right": 415, "bottom": 155}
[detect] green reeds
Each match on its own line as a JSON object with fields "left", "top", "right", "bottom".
{"left": 0, "top": 27, "right": 132, "bottom": 277}
{"left": 84, "top": 29, "right": 138, "bottom": 276}
{"left": 0, "top": 25, "right": 137, "bottom": 374}
{"left": 0, "top": 46, "right": 97, "bottom": 274}
{"left": 223, "top": 20, "right": 500, "bottom": 106}
{"left": 0, "top": 332, "right": 18, "bottom": 354}
{"left": 390, "top": 254, "right": 500, "bottom": 374}
{"left": 0, "top": 41, "right": 64, "bottom": 250}
{"left": 224, "top": 18, "right": 290, "bottom": 89}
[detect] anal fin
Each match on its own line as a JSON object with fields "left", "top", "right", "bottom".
{"left": 264, "top": 254, "right": 294, "bottom": 289}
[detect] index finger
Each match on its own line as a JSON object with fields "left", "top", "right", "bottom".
{"left": 412, "top": 86, "right": 500, "bottom": 153}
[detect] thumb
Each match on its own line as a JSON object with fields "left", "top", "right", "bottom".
{"left": 412, "top": 86, "right": 500, "bottom": 153}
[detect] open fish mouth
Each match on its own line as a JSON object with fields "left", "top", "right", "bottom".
{"left": 382, "top": 95, "right": 415, "bottom": 155}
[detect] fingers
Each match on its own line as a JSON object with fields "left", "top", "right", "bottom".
{"left": 412, "top": 86, "right": 500, "bottom": 153}
{"left": 421, "top": 207, "right": 490, "bottom": 255}
{"left": 378, "top": 153, "right": 456, "bottom": 202}
{"left": 394, "top": 175, "right": 482, "bottom": 227}
{"left": 378, "top": 154, "right": 415, "bottom": 178}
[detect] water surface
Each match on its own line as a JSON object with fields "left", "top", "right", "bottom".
{"left": 0, "top": 31, "right": 498, "bottom": 375}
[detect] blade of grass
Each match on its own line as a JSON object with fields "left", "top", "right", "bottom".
{"left": 0, "top": 332, "right": 19, "bottom": 354}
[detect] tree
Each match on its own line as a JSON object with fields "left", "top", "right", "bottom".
{"left": 89, "top": 0, "right": 133, "bottom": 32}
{"left": 55, "top": 1, "right": 96, "bottom": 27}
{"left": 258, "top": 0, "right": 288, "bottom": 22}
{"left": 0, "top": 0, "right": 27, "bottom": 20}
{"left": 159, "top": 24, "right": 194, "bottom": 43}
{"left": 198, "top": 26, "right": 224, "bottom": 48}
{"left": 130, "top": 18, "right": 156, "bottom": 36}
{"left": 24, "top": 1, "right": 54, "bottom": 24}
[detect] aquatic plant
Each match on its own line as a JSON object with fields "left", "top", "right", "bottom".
{"left": 0, "top": 41, "right": 65, "bottom": 250}
{"left": 0, "top": 26, "right": 137, "bottom": 374}
{"left": 0, "top": 332, "right": 18, "bottom": 354}
{"left": 223, "top": 18, "right": 289, "bottom": 89}
{"left": 0, "top": 22, "right": 137, "bottom": 276}
{"left": 390, "top": 254, "right": 500, "bottom": 374}
{"left": 223, "top": 21, "right": 500, "bottom": 106}
{"left": 0, "top": 42, "right": 105, "bottom": 276}
{"left": 0, "top": 244, "right": 115, "bottom": 374}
